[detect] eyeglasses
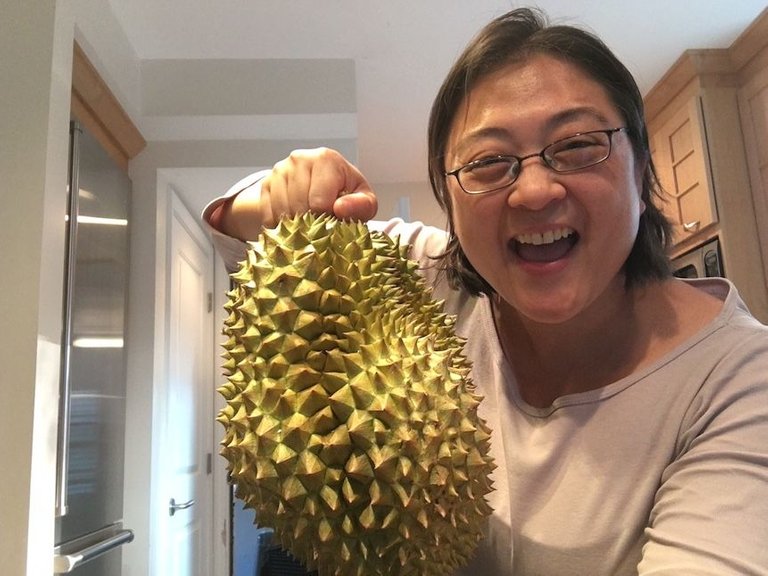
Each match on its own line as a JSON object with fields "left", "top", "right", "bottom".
{"left": 444, "top": 127, "right": 628, "bottom": 195}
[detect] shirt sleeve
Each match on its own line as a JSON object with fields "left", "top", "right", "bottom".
{"left": 200, "top": 170, "right": 269, "bottom": 272}
{"left": 638, "top": 329, "right": 768, "bottom": 574}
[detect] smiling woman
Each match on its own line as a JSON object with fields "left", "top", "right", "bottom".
{"left": 202, "top": 6, "right": 768, "bottom": 576}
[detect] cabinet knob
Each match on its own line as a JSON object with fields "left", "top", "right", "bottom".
{"left": 683, "top": 220, "right": 701, "bottom": 233}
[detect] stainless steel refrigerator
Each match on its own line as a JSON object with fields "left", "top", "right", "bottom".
{"left": 54, "top": 121, "right": 134, "bottom": 575}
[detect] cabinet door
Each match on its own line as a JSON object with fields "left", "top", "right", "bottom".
{"left": 738, "top": 66, "right": 768, "bottom": 290}
{"left": 653, "top": 96, "right": 718, "bottom": 243}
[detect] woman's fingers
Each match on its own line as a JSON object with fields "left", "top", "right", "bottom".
{"left": 333, "top": 190, "right": 378, "bottom": 222}
{"left": 264, "top": 147, "right": 376, "bottom": 225}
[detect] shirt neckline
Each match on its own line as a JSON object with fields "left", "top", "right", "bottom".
{"left": 482, "top": 277, "right": 737, "bottom": 418}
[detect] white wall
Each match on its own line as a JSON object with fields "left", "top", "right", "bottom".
{"left": 373, "top": 180, "right": 447, "bottom": 229}
{"left": 0, "top": 2, "right": 149, "bottom": 574}
{"left": 0, "top": 2, "right": 74, "bottom": 574}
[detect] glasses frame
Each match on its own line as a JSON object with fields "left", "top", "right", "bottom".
{"left": 444, "top": 127, "right": 628, "bottom": 195}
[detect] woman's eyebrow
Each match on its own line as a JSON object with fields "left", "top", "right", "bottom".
{"left": 454, "top": 126, "right": 511, "bottom": 153}
{"left": 544, "top": 107, "right": 614, "bottom": 130}
{"left": 450, "top": 106, "right": 616, "bottom": 159}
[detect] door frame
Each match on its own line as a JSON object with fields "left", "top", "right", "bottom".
{"left": 212, "top": 232, "right": 234, "bottom": 575}
{"left": 149, "top": 187, "right": 229, "bottom": 575}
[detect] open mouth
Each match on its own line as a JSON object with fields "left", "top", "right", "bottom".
{"left": 513, "top": 227, "right": 579, "bottom": 263}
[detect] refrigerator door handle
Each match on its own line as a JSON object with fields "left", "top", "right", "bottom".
{"left": 55, "top": 121, "right": 83, "bottom": 518}
{"left": 53, "top": 528, "right": 134, "bottom": 574}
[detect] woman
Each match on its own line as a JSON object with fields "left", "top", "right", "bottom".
{"left": 205, "top": 8, "right": 768, "bottom": 575}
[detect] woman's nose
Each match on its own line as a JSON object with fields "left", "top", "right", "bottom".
{"left": 505, "top": 158, "right": 566, "bottom": 210}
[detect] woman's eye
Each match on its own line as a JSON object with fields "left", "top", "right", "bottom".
{"left": 459, "top": 157, "right": 514, "bottom": 187}
{"left": 465, "top": 158, "right": 511, "bottom": 176}
{"left": 560, "top": 137, "right": 599, "bottom": 150}
{"left": 468, "top": 156, "right": 509, "bottom": 169}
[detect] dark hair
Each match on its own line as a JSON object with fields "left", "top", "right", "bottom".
{"left": 427, "top": 7, "right": 672, "bottom": 296}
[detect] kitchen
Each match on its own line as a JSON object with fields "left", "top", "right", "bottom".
{"left": 3, "top": 2, "right": 768, "bottom": 575}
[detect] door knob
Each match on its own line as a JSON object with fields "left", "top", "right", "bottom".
{"left": 169, "top": 497, "right": 195, "bottom": 516}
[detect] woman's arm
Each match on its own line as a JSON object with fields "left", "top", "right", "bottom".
{"left": 639, "top": 332, "right": 768, "bottom": 574}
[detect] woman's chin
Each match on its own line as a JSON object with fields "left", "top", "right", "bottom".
{"left": 505, "top": 292, "right": 585, "bottom": 326}
{"left": 520, "top": 307, "right": 581, "bottom": 326}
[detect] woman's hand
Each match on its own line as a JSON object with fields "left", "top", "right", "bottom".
{"left": 213, "top": 147, "right": 378, "bottom": 241}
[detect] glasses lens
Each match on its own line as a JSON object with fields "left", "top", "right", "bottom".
{"left": 545, "top": 131, "right": 611, "bottom": 172}
{"left": 459, "top": 157, "right": 517, "bottom": 193}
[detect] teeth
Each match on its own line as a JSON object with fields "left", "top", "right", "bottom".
{"left": 516, "top": 228, "right": 574, "bottom": 246}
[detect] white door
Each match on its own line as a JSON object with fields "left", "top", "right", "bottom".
{"left": 159, "top": 191, "right": 215, "bottom": 575}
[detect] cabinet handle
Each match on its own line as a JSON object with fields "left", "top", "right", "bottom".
{"left": 169, "top": 498, "right": 195, "bottom": 516}
{"left": 683, "top": 221, "right": 701, "bottom": 233}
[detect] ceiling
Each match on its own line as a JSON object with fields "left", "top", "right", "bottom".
{"left": 106, "top": 0, "right": 767, "bottom": 217}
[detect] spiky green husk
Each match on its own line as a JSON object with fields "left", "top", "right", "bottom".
{"left": 218, "top": 213, "right": 494, "bottom": 576}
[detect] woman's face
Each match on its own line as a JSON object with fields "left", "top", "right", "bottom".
{"left": 445, "top": 54, "right": 645, "bottom": 324}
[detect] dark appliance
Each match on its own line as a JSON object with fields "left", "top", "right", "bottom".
{"left": 672, "top": 236, "right": 724, "bottom": 279}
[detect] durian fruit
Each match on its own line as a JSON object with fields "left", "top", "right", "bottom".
{"left": 217, "top": 212, "right": 494, "bottom": 576}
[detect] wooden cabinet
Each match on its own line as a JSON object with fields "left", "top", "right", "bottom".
{"left": 734, "top": 11, "right": 768, "bottom": 311}
{"left": 645, "top": 46, "right": 768, "bottom": 323}
{"left": 738, "top": 68, "right": 768, "bottom": 289}
{"left": 651, "top": 96, "right": 718, "bottom": 242}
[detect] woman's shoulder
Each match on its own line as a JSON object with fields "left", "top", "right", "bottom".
{"left": 654, "top": 277, "right": 766, "bottom": 340}
{"left": 370, "top": 217, "right": 450, "bottom": 293}
{"left": 667, "top": 277, "right": 768, "bottom": 382}
{"left": 370, "top": 219, "right": 488, "bottom": 332}
{"left": 681, "top": 277, "right": 768, "bottom": 336}
{"left": 631, "top": 277, "right": 767, "bottom": 394}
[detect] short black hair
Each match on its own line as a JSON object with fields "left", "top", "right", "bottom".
{"left": 427, "top": 7, "right": 672, "bottom": 296}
